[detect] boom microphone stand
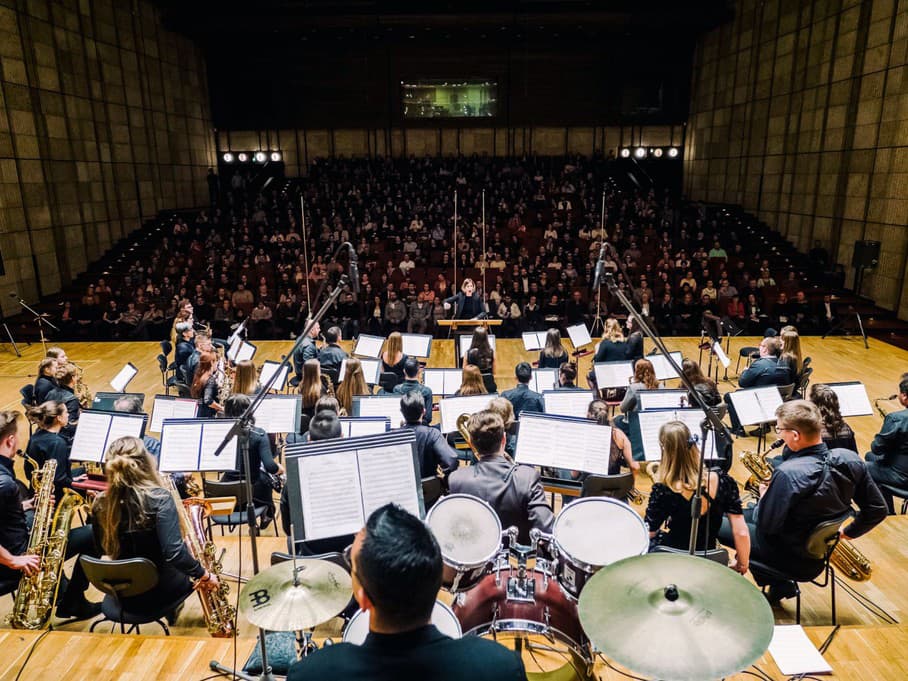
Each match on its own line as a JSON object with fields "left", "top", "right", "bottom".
{"left": 209, "top": 242, "right": 358, "bottom": 681}
{"left": 12, "top": 293, "right": 54, "bottom": 355}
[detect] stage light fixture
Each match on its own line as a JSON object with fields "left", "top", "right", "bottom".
{"left": 237, "top": 152, "right": 249, "bottom": 162}
{"left": 668, "top": 147, "right": 679, "bottom": 158}
{"left": 270, "top": 151, "right": 282, "bottom": 162}
{"left": 652, "top": 148, "right": 663, "bottom": 158}
{"left": 634, "top": 147, "right": 646, "bottom": 158}
{"left": 222, "top": 152, "right": 235, "bottom": 163}
{"left": 254, "top": 151, "right": 267, "bottom": 163}
{"left": 620, "top": 148, "right": 630, "bottom": 158}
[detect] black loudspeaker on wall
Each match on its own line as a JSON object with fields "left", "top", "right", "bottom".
{"left": 851, "top": 240, "right": 881, "bottom": 269}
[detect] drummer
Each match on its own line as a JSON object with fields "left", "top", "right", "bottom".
{"left": 286, "top": 503, "right": 526, "bottom": 681}
{"left": 449, "top": 411, "right": 554, "bottom": 545}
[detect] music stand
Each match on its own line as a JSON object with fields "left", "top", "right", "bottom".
{"left": 13, "top": 295, "right": 54, "bottom": 355}
{"left": 822, "top": 306, "right": 869, "bottom": 349}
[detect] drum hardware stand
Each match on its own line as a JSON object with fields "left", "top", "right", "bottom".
{"left": 209, "top": 243, "right": 356, "bottom": 681}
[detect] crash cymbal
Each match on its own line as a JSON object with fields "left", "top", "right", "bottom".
{"left": 239, "top": 559, "right": 352, "bottom": 631}
{"left": 578, "top": 553, "right": 773, "bottom": 681}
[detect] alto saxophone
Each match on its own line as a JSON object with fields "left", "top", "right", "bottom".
{"left": 739, "top": 450, "right": 872, "bottom": 581}
{"left": 7, "top": 459, "right": 84, "bottom": 629}
{"left": 67, "top": 362, "right": 93, "bottom": 409}
{"left": 169, "top": 480, "right": 236, "bottom": 637}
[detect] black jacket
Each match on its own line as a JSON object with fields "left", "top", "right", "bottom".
{"left": 501, "top": 384, "right": 545, "bottom": 417}
{"left": 402, "top": 423, "right": 458, "bottom": 478}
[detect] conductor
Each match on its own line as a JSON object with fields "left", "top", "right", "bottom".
{"left": 443, "top": 279, "right": 487, "bottom": 319}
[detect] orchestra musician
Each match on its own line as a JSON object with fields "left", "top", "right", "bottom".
{"left": 449, "top": 411, "right": 554, "bottom": 545}
{"left": 380, "top": 332, "right": 409, "bottom": 382}
{"left": 809, "top": 384, "right": 857, "bottom": 453}
{"left": 864, "top": 373, "right": 908, "bottom": 513}
{"left": 174, "top": 321, "right": 196, "bottom": 382}
{"left": 292, "top": 319, "right": 320, "bottom": 383}
{"left": 316, "top": 326, "right": 348, "bottom": 378}
{"left": 184, "top": 329, "right": 213, "bottom": 387}
{"left": 286, "top": 503, "right": 527, "bottom": 681}
{"left": 390, "top": 358, "right": 433, "bottom": 426}
{"left": 501, "top": 362, "right": 545, "bottom": 417}
{"left": 45, "top": 363, "right": 80, "bottom": 441}
{"left": 34, "top": 358, "right": 58, "bottom": 404}
{"left": 24, "top": 402, "right": 85, "bottom": 500}
{"left": 232, "top": 359, "right": 260, "bottom": 396}
{"left": 537, "top": 329, "right": 569, "bottom": 369}
{"left": 299, "top": 359, "right": 331, "bottom": 418}
{"left": 190, "top": 350, "right": 222, "bottom": 417}
{"left": 399, "top": 391, "right": 458, "bottom": 480}
{"left": 336, "top": 358, "right": 369, "bottom": 416}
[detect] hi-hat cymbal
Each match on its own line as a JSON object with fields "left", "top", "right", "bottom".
{"left": 578, "top": 553, "right": 774, "bottom": 681}
{"left": 239, "top": 559, "right": 352, "bottom": 631}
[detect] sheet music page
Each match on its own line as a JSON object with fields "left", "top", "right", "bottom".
{"left": 754, "top": 386, "right": 784, "bottom": 423}
{"left": 198, "top": 421, "right": 239, "bottom": 471}
{"left": 150, "top": 397, "right": 198, "bottom": 433}
{"left": 353, "top": 334, "right": 385, "bottom": 358}
{"left": 647, "top": 352, "right": 683, "bottom": 380}
{"left": 357, "top": 444, "right": 421, "bottom": 518}
{"left": 110, "top": 364, "right": 137, "bottom": 392}
{"left": 637, "top": 410, "right": 719, "bottom": 461}
{"left": 105, "top": 415, "right": 144, "bottom": 453}
{"left": 70, "top": 412, "right": 112, "bottom": 463}
{"left": 439, "top": 394, "right": 497, "bottom": 433}
{"left": 768, "top": 625, "right": 832, "bottom": 676}
{"left": 355, "top": 397, "right": 403, "bottom": 426}
{"left": 728, "top": 389, "right": 772, "bottom": 426}
{"left": 236, "top": 341, "right": 256, "bottom": 362}
{"left": 400, "top": 333, "right": 432, "bottom": 357}
{"left": 296, "top": 452, "right": 365, "bottom": 540}
{"left": 566, "top": 323, "right": 592, "bottom": 348}
{"left": 227, "top": 336, "right": 241, "bottom": 361}
{"left": 458, "top": 334, "right": 496, "bottom": 358}
{"left": 422, "top": 369, "right": 446, "bottom": 396}
{"left": 159, "top": 422, "right": 203, "bottom": 472}
{"left": 521, "top": 331, "right": 545, "bottom": 351}
{"left": 638, "top": 390, "right": 688, "bottom": 411}
{"left": 259, "top": 362, "right": 289, "bottom": 391}
{"left": 343, "top": 418, "right": 390, "bottom": 438}
{"left": 530, "top": 368, "right": 559, "bottom": 393}
{"left": 829, "top": 382, "right": 873, "bottom": 417}
{"left": 252, "top": 396, "right": 300, "bottom": 433}
{"left": 542, "top": 390, "right": 591, "bottom": 418}
{"left": 712, "top": 342, "right": 731, "bottom": 368}
{"left": 593, "top": 361, "right": 634, "bottom": 388}
{"left": 515, "top": 416, "right": 612, "bottom": 474}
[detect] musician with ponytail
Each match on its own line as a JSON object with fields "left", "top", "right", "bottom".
{"left": 190, "top": 350, "right": 222, "bottom": 417}
{"left": 92, "top": 436, "right": 219, "bottom": 620}
{"left": 25, "top": 401, "right": 84, "bottom": 500}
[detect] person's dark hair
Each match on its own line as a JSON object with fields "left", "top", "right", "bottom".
{"left": 224, "top": 393, "right": 255, "bottom": 424}
{"left": 113, "top": 395, "right": 144, "bottom": 415}
{"left": 514, "top": 361, "right": 532, "bottom": 384}
{"left": 26, "top": 401, "right": 66, "bottom": 429}
{"left": 403, "top": 357, "right": 421, "bottom": 379}
{"left": 314, "top": 395, "right": 340, "bottom": 414}
{"left": 809, "top": 384, "right": 847, "bottom": 435}
{"left": 324, "top": 327, "right": 341, "bottom": 344}
{"left": 309, "top": 410, "right": 341, "bottom": 441}
{"left": 900, "top": 373, "right": 908, "bottom": 397}
{"left": 559, "top": 362, "right": 577, "bottom": 385}
{"left": 0, "top": 411, "right": 21, "bottom": 442}
{"left": 466, "top": 410, "right": 505, "bottom": 457}
{"left": 356, "top": 503, "right": 442, "bottom": 629}
{"left": 587, "top": 399, "right": 610, "bottom": 425}
{"left": 467, "top": 327, "right": 493, "bottom": 366}
{"left": 400, "top": 391, "right": 425, "bottom": 425}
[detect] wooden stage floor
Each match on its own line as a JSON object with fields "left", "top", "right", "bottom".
{"left": 0, "top": 335, "right": 905, "bottom": 678}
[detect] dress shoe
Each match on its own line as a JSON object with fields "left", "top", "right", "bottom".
{"left": 765, "top": 580, "right": 799, "bottom": 603}
{"left": 56, "top": 599, "right": 102, "bottom": 622}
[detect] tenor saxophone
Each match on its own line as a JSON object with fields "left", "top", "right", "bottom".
{"left": 7, "top": 460, "right": 84, "bottom": 629}
{"left": 169, "top": 480, "right": 236, "bottom": 637}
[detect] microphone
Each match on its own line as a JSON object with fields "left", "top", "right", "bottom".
{"left": 592, "top": 240, "right": 607, "bottom": 290}
{"left": 348, "top": 249, "right": 360, "bottom": 297}
{"left": 768, "top": 438, "right": 785, "bottom": 450}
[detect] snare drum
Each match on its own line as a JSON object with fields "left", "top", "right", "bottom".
{"left": 426, "top": 494, "right": 502, "bottom": 593}
{"left": 343, "top": 601, "right": 462, "bottom": 644}
{"left": 552, "top": 497, "right": 648, "bottom": 599}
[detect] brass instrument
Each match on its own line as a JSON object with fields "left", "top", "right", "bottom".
{"left": 739, "top": 450, "right": 872, "bottom": 581}
{"left": 169, "top": 479, "right": 236, "bottom": 637}
{"left": 627, "top": 487, "right": 645, "bottom": 505}
{"left": 7, "top": 459, "right": 84, "bottom": 629}
{"left": 67, "top": 362, "right": 93, "bottom": 409}
{"left": 456, "top": 413, "right": 473, "bottom": 448}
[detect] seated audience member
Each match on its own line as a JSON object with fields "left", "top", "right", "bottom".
{"left": 865, "top": 374, "right": 908, "bottom": 513}
{"left": 449, "top": 411, "right": 554, "bottom": 544}
{"left": 391, "top": 358, "right": 433, "bottom": 426}
{"left": 501, "top": 362, "right": 545, "bottom": 416}
{"left": 286, "top": 504, "right": 526, "bottom": 681}
{"left": 645, "top": 421, "right": 749, "bottom": 569}
{"left": 719, "top": 401, "right": 885, "bottom": 601}
{"left": 809, "top": 384, "right": 857, "bottom": 453}
{"left": 400, "top": 392, "right": 458, "bottom": 480}
{"left": 537, "top": 329, "right": 569, "bottom": 369}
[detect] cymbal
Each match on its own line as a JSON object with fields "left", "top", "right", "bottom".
{"left": 239, "top": 559, "right": 352, "bottom": 631}
{"left": 578, "top": 553, "right": 774, "bottom": 681}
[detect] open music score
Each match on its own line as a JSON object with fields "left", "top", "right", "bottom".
{"left": 423, "top": 368, "right": 464, "bottom": 397}
{"left": 542, "top": 389, "right": 592, "bottom": 418}
{"left": 727, "top": 386, "right": 784, "bottom": 426}
{"left": 70, "top": 410, "right": 146, "bottom": 463}
{"left": 593, "top": 361, "right": 634, "bottom": 389}
{"left": 338, "top": 417, "right": 391, "bottom": 438}
{"left": 352, "top": 395, "right": 404, "bottom": 427}
{"left": 522, "top": 331, "right": 547, "bottom": 352}
{"left": 826, "top": 381, "right": 873, "bottom": 417}
{"left": 150, "top": 395, "right": 198, "bottom": 433}
{"left": 566, "top": 323, "right": 593, "bottom": 350}
{"left": 712, "top": 341, "right": 731, "bottom": 368}
{"left": 457, "top": 333, "right": 497, "bottom": 359}
{"left": 227, "top": 338, "right": 256, "bottom": 363}
{"left": 109, "top": 362, "right": 138, "bottom": 392}
{"left": 637, "top": 408, "right": 718, "bottom": 462}
{"left": 284, "top": 430, "right": 423, "bottom": 540}
{"left": 259, "top": 360, "right": 290, "bottom": 391}
{"left": 438, "top": 393, "right": 499, "bottom": 433}
{"left": 646, "top": 352, "right": 684, "bottom": 380}
{"left": 251, "top": 394, "right": 302, "bottom": 434}
{"left": 529, "top": 368, "right": 559, "bottom": 393}
{"left": 638, "top": 389, "right": 690, "bottom": 411}
{"left": 400, "top": 333, "right": 432, "bottom": 358}
{"left": 339, "top": 357, "right": 381, "bottom": 384}
{"left": 159, "top": 418, "right": 238, "bottom": 472}
{"left": 515, "top": 413, "right": 613, "bottom": 475}
{"left": 352, "top": 334, "right": 384, "bottom": 358}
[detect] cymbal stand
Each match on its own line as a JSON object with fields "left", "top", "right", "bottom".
{"left": 15, "top": 296, "right": 55, "bottom": 355}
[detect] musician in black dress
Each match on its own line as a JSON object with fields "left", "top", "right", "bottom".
{"left": 645, "top": 421, "right": 750, "bottom": 573}
{"left": 380, "top": 332, "right": 409, "bottom": 382}
{"left": 25, "top": 402, "right": 85, "bottom": 501}
{"left": 34, "top": 358, "right": 58, "bottom": 404}
{"left": 443, "top": 278, "right": 486, "bottom": 320}
{"left": 593, "top": 319, "right": 629, "bottom": 362}
{"left": 537, "top": 329, "right": 569, "bottom": 369}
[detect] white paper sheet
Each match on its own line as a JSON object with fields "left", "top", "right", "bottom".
{"left": 768, "top": 625, "right": 832, "bottom": 676}
{"left": 353, "top": 334, "right": 385, "bottom": 358}
{"left": 593, "top": 361, "right": 634, "bottom": 388}
{"left": 566, "top": 323, "right": 592, "bottom": 349}
{"left": 400, "top": 333, "right": 432, "bottom": 357}
{"left": 521, "top": 331, "right": 547, "bottom": 351}
{"left": 542, "top": 390, "right": 591, "bottom": 418}
{"left": 339, "top": 358, "right": 381, "bottom": 384}
{"left": 438, "top": 394, "right": 498, "bottom": 433}
{"left": 252, "top": 395, "right": 301, "bottom": 433}
{"left": 728, "top": 386, "right": 784, "bottom": 426}
{"left": 828, "top": 382, "right": 873, "bottom": 417}
{"left": 354, "top": 396, "right": 404, "bottom": 427}
{"left": 515, "top": 415, "right": 612, "bottom": 474}
{"left": 423, "top": 369, "right": 462, "bottom": 396}
{"left": 259, "top": 361, "right": 290, "bottom": 391}
{"left": 712, "top": 341, "right": 731, "bottom": 368}
{"left": 227, "top": 340, "right": 256, "bottom": 363}
{"left": 197, "top": 421, "right": 239, "bottom": 471}
{"left": 105, "top": 414, "right": 145, "bottom": 450}
{"left": 529, "top": 368, "right": 559, "bottom": 394}
{"left": 159, "top": 422, "right": 204, "bottom": 472}
{"left": 458, "top": 334, "right": 496, "bottom": 359}
{"left": 150, "top": 396, "right": 198, "bottom": 433}
{"left": 358, "top": 444, "right": 421, "bottom": 519}
{"left": 638, "top": 390, "right": 689, "bottom": 411}
{"left": 297, "top": 452, "right": 365, "bottom": 540}
{"left": 637, "top": 409, "right": 718, "bottom": 462}
{"left": 110, "top": 363, "right": 138, "bottom": 392}
{"left": 646, "top": 352, "right": 683, "bottom": 381}
{"left": 340, "top": 418, "right": 390, "bottom": 438}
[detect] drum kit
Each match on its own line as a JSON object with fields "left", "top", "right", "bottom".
{"left": 231, "top": 494, "right": 773, "bottom": 681}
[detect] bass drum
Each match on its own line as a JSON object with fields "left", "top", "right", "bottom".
{"left": 426, "top": 494, "right": 502, "bottom": 593}
{"left": 343, "top": 600, "right": 462, "bottom": 644}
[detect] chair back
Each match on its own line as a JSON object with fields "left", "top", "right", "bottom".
{"left": 580, "top": 472, "right": 634, "bottom": 500}
{"left": 797, "top": 367, "right": 813, "bottom": 395}
{"left": 79, "top": 556, "right": 159, "bottom": 599}
{"left": 805, "top": 513, "right": 850, "bottom": 560}
{"left": 481, "top": 372, "right": 497, "bottom": 394}
{"left": 378, "top": 372, "right": 400, "bottom": 393}
{"left": 421, "top": 476, "right": 444, "bottom": 509}
{"left": 156, "top": 354, "right": 168, "bottom": 375}
{"left": 652, "top": 544, "right": 730, "bottom": 565}
{"left": 203, "top": 478, "right": 252, "bottom": 507}
{"left": 777, "top": 383, "right": 796, "bottom": 401}
{"left": 19, "top": 384, "right": 35, "bottom": 408}
{"left": 160, "top": 340, "right": 172, "bottom": 358}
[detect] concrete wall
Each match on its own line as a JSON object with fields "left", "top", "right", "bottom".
{"left": 685, "top": 0, "right": 908, "bottom": 315}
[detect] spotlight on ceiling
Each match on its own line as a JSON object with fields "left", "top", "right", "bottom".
{"left": 668, "top": 147, "right": 680, "bottom": 158}
{"left": 254, "top": 151, "right": 267, "bottom": 163}
{"left": 652, "top": 148, "right": 663, "bottom": 158}
{"left": 620, "top": 148, "right": 630, "bottom": 158}
{"left": 237, "top": 152, "right": 249, "bottom": 162}
{"left": 270, "top": 151, "right": 282, "bottom": 162}
{"left": 222, "top": 152, "right": 234, "bottom": 163}
{"left": 634, "top": 147, "right": 646, "bottom": 158}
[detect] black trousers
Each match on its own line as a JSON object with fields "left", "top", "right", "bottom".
{"left": 864, "top": 452, "right": 908, "bottom": 514}
{"left": 61, "top": 525, "right": 99, "bottom": 605}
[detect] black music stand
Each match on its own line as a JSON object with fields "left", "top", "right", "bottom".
{"left": 13, "top": 295, "right": 54, "bottom": 355}
{"left": 0, "top": 301, "right": 19, "bottom": 357}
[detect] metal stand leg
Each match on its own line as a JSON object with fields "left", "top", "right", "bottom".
{"left": 1, "top": 323, "right": 20, "bottom": 357}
